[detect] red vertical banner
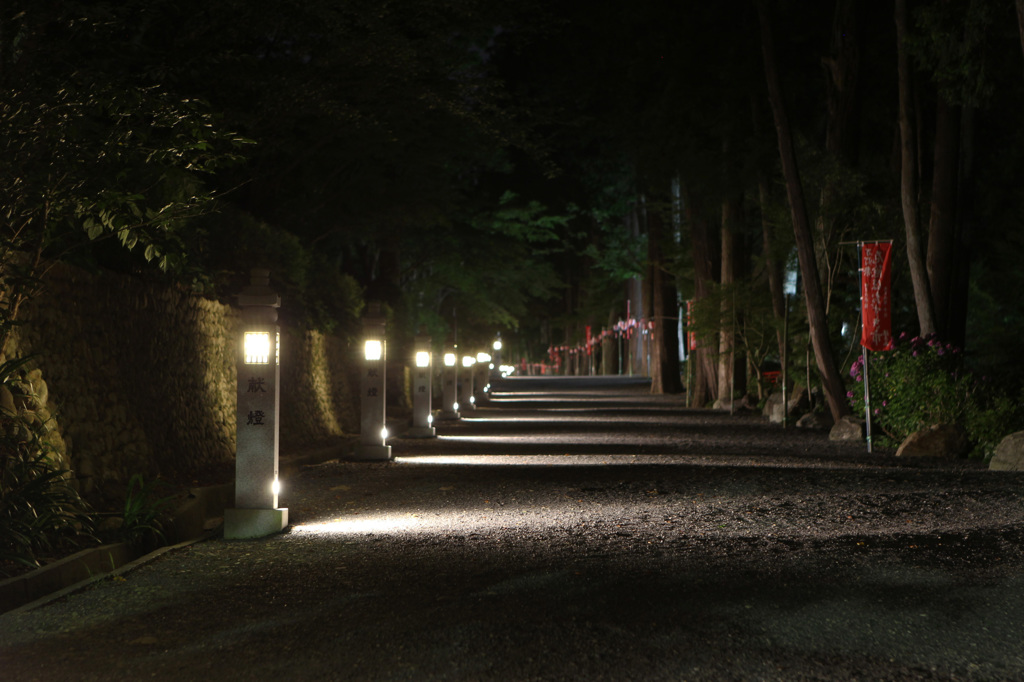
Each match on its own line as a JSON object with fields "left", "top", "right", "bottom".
{"left": 686, "top": 300, "right": 697, "bottom": 351}
{"left": 585, "top": 325, "right": 592, "bottom": 355}
{"left": 860, "top": 242, "right": 893, "bottom": 351}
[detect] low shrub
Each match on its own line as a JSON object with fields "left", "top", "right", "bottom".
{"left": 0, "top": 432, "right": 96, "bottom": 577}
{"left": 847, "top": 333, "right": 1024, "bottom": 458}
{"left": 0, "top": 358, "right": 97, "bottom": 577}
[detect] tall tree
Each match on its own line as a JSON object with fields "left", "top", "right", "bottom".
{"left": 896, "top": 0, "right": 939, "bottom": 338}
{"left": 926, "top": 98, "right": 960, "bottom": 338}
{"left": 684, "top": 185, "right": 720, "bottom": 407}
{"left": 1017, "top": 0, "right": 1024, "bottom": 64}
{"left": 718, "top": 195, "right": 743, "bottom": 405}
{"left": 648, "top": 207, "right": 683, "bottom": 394}
{"left": 756, "top": 0, "right": 850, "bottom": 422}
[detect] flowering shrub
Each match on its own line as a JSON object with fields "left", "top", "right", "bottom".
{"left": 845, "top": 333, "right": 1017, "bottom": 455}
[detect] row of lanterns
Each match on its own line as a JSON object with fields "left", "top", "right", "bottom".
{"left": 225, "top": 269, "right": 502, "bottom": 539}
{"left": 546, "top": 318, "right": 655, "bottom": 367}
{"left": 353, "top": 307, "right": 502, "bottom": 460}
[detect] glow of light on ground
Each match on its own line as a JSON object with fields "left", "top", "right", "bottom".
{"left": 394, "top": 454, "right": 647, "bottom": 466}
{"left": 291, "top": 515, "right": 422, "bottom": 535}
{"left": 392, "top": 454, "right": 886, "bottom": 471}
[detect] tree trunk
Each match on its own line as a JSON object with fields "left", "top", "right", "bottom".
{"left": 758, "top": 177, "right": 787, "bottom": 361}
{"left": 626, "top": 207, "right": 645, "bottom": 376}
{"left": 684, "top": 184, "right": 719, "bottom": 408}
{"left": 603, "top": 307, "right": 619, "bottom": 375}
{"left": 816, "top": 0, "right": 862, "bottom": 314}
{"left": 1017, "top": 0, "right": 1024, "bottom": 67}
{"left": 752, "top": 95, "right": 788, "bottom": 363}
{"left": 823, "top": 0, "right": 861, "bottom": 163}
{"left": 927, "top": 97, "right": 960, "bottom": 339}
{"left": 896, "top": 0, "right": 938, "bottom": 338}
{"left": 718, "top": 195, "right": 745, "bottom": 405}
{"left": 947, "top": 106, "right": 976, "bottom": 350}
{"left": 648, "top": 210, "right": 683, "bottom": 394}
{"left": 717, "top": 197, "right": 735, "bottom": 404}
{"left": 756, "top": 0, "right": 850, "bottom": 422}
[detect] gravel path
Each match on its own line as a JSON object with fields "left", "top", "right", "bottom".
{"left": 3, "top": 376, "right": 1024, "bottom": 681}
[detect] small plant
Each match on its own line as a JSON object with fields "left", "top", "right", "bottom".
{"left": 120, "top": 474, "right": 175, "bottom": 550}
{"left": 847, "top": 333, "right": 1024, "bottom": 457}
{"left": 0, "top": 444, "right": 96, "bottom": 577}
{"left": 964, "top": 391, "right": 1024, "bottom": 462}
{"left": 0, "top": 357, "right": 97, "bottom": 577}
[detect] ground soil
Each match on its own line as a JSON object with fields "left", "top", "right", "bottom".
{"left": 3, "top": 377, "right": 1024, "bottom": 681}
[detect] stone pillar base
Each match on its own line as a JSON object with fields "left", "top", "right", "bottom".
{"left": 351, "top": 444, "right": 392, "bottom": 461}
{"left": 224, "top": 508, "right": 289, "bottom": 540}
{"left": 405, "top": 426, "right": 436, "bottom": 438}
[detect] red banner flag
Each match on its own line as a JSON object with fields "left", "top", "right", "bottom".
{"left": 686, "top": 300, "right": 697, "bottom": 351}
{"left": 860, "top": 242, "right": 893, "bottom": 351}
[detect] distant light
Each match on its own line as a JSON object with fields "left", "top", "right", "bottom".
{"left": 381, "top": 426, "right": 389, "bottom": 440}
{"left": 493, "top": 340, "right": 502, "bottom": 351}
{"left": 444, "top": 353, "right": 456, "bottom": 367}
{"left": 784, "top": 261, "right": 798, "bottom": 296}
{"left": 453, "top": 401, "right": 460, "bottom": 411}
{"left": 462, "top": 356, "right": 475, "bottom": 367}
{"left": 469, "top": 396, "right": 475, "bottom": 404}
{"left": 477, "top": 352, "right": 491, "bottom": 363}
{"left": 271, "top": 478, "right": 281, "bottom": 496}
{"left": 415, "top": 351, "right": 430, "bottom": 367}
{"left": 365, "top": 340, "right": 383, "bottom": 361}
{"left": 427, "top": 414, "right": 434, "bottom": 425}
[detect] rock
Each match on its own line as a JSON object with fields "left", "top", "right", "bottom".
{"left": 763, "top": 387, "right": 808, "bottom": 424}
{"left": 736, "top": 394, "right": 759, "bottom": 412}
{"left": 0, "top": 385, "right": 15, "bottom": 414}
{"left": 896, "top": 423, "right": 969, "bottom": 458}
{"left": 829, "top": 415, "right": 865, "bottom": 441}
{"left": 30, "top": 376, "right": 48, "bottom": 409}
{"left": 796, "top": 411, "right": 833, "bottom": 431}
{"left": 989, "top": 431, "right": 1024, "bottom": 471}
{"left": 788, "top": 386, "right": 810, "bottom": 415}
{"left": 762, "top": 393, "right": 784, "bottom": 422}
{"left": 99, "top": 516, "right": 124, "bottom": 532}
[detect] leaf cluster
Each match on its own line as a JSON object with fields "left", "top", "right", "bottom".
{"left": 846, "top": 333, "right": 1024, "bottom": 458}
{"left": 0, "top": 357, "right": 96, "bottom": 576}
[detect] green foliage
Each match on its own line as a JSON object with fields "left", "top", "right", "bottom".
{"left": 847, "top": 334, "right": 1024, "bottom": 457}
{"left": 488, "top": 191, "right": 571, "bottom": 245}
{"left": 0, "top": 82, "right": 251, "bottom": 272}
{"left": 964, "top": 391, "right": 1024, "bottom": 462}
{"left": 0, "top": 358, "right": 96, "bottom": 576}
{"left": 0, "top": 451, "right": 95, "bottom": 577}
{"left": 119, "top": 474, "right": 175, "bottom": 551}
{"left": 908, "top": 0, "right": 1001, "bottom": 108}
{"left": 688, "top": 279, "right": 780, "bottom": 378}
{"left": 199, "top": 209, "right": 365, "bottom": 336}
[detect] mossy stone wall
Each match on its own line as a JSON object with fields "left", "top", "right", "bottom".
{"left": 12, "top": 264, "right": 357, "bottom": 506}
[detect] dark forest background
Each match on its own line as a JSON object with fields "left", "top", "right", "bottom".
{"left": 3, "top": 0, "right": 1024, "bottom": 411}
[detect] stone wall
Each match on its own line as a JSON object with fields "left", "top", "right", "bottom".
{"left": 279, "top": 329, "right": 360, "bottom": 446}
{"left": 11, "top": 263, "right": 358, "bottom": 506}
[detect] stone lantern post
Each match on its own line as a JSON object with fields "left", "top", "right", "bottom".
{"left": 407, "top": 332, "right": 436, "bottom": 438}
{"left": 225, "top": 269, "right": 288, "bottom": 539}
{"left": 354, "top": 302, "right": 391, "bottom": 461}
